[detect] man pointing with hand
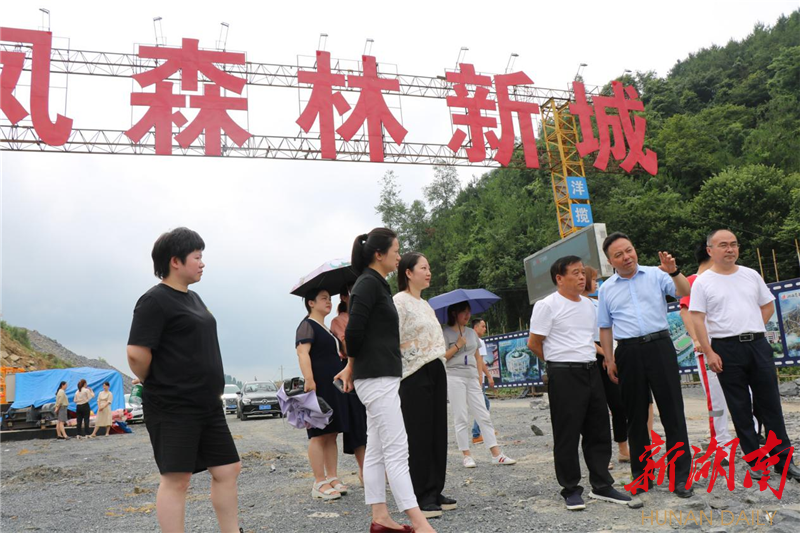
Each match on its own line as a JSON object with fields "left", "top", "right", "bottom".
{"left": 597, "top": 232, "right": 694, "bottom": 499}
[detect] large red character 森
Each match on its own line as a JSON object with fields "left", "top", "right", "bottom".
{"left": 0, "top": 27, "right": 73, "bottom": 146}
{"left": 445, "top": 63, "right": 496, "bottom": 163}
{"left": 125, "top": 82, "right": 187, "bottom": 155}
{"left": 296, "top": 50, "right": 350, "bottom": 160}
{"left": 570, "top": 81, "right": 658, "bottom": 175}
{"left": 336, "top": 55, "right": 407, "bottom": 163}
{"left": 133, "top": 38, "right": 246, "bottom": 94}
{"left": 174, "top": 83, "right": 251, "bottom": 156}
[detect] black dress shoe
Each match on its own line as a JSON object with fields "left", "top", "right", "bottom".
{"left": 437, "top": 495, "right": 457, "bottom": 510}
{"left": 673, "top": 486, "right": 694, "bottom": 499}
{"left": 419, "top": 503, "right": 443, "bottom": 518}
{"left": 777, "top": 462, "right": 800, "bottom": 481}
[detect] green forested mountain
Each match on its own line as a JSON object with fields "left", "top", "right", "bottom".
{"left": 377, "top": 11, "right": 800, "bottom": 333}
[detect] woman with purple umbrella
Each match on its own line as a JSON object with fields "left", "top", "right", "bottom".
{"left": 296, "top": 288, "right": 356, "bottom": 501}
{"left": 443, "top": 301, "right": 516, "bottom": 468}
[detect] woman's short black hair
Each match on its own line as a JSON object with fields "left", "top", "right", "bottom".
{"left": 446, "top": 301, "right": 471, "bottom": 327}
{"left": 304, "top": 287, "right": 327, "bottom": 314}
{"left": 103, "top": 381, "right": 110, "bottom": 387}
{"left": 550, "top": 255, "right": 583, "bottom": 285}
{"left": 397, "top": 252, "right": 426, "bottom": 292}
{"left": 351, "top": 228, "right": 397, "bottom": 275}
{"left": 151, "top": 227, "right": 205, "bottom": 280}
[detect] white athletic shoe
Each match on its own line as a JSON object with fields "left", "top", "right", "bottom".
{"left": 463, "top": 456, "right": 477, "bottom": 468}
{"left": 491, "top": 453, "right": 517, "bottom": 465}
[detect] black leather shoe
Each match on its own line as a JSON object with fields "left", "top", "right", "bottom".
{"left": 420, "top": 503, "right": 443, "bottom": 518}
{"left": 437, "top": 495, "right": 457, "bottom": 510}
{"left": 777, "top": 462, "right": 800, "bottom": 481}
{"left": 673, "top": 486, "right": 694, "bottom": 499}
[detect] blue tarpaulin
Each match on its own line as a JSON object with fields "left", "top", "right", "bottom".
{"left": 10, "top": 367, "right": 125, "bottom": 412}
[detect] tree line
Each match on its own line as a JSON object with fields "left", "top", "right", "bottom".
{"left": 376, "top": 11, "right": 800, "bottom": 334}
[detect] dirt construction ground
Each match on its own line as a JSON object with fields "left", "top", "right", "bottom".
{"left": 3, "top": 386, "right": 800, "bottom": 532}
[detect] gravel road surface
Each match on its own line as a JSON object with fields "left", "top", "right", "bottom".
{"left": 3, "top": 386, "right": 800, "bottom": 532}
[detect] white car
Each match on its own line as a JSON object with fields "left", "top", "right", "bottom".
{"left": 222, "top": 384, "right": 241, "bottom": 414}
{"left": 124, "top": 394, "right": 144, "bottom": 423}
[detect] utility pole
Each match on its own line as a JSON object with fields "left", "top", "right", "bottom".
{"left": 280, "top": 365, "right": 284, "bottom": 382}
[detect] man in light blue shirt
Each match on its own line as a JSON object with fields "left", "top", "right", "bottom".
{"left": 597, "top": 232, "right": 693, "bottom": 499}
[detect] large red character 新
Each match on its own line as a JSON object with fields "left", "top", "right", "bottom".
{"left": 624, "top": 431, "right": 687, "bottom": 495}
{"left": 174, "top": 84, "right": 251, "bottom": 156}
{"left": 296, "top": 50, "right": 350, "bottom": 160}
{"left": 133, "top": 38, "right": 246, "bottom": 94}
{"left": 336, "top": 55, "right": 407, "bottom": 163}
{"left": 489, "top": 71, "right": 540, "bottom": 168}
{"left": 570, "top": 81, "right": 658, "bottom": 175}
{"left": 125, "top": 82, "right": 188, "bottom": 155}
{"left": 445, "top": 63, "right": 496, "bottom": 163}
{"left": 0, "top": 27, "right": 73, "bottom": 145}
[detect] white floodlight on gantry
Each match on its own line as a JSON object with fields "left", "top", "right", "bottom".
{"left": 216, "top": 22, "right": 229, "bottom": 51}
{"left": 505, "top": 53, "right": 519, "bottom": 74}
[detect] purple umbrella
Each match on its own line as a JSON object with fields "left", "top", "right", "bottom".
{"left": 290, "top": 258, "right": 358, "bottom": 297}
{"left": 428, "top": 288, "right": 501, "bottom": 324}
{"left": 277, "top": 385, "right": 333, "bottom": 430}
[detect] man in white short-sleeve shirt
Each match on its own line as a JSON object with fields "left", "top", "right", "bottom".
{"left": 528, "top": 256, "right": 631, "bottom": 511}
{"left": 690, "top": 229, "right": 800, "bottom": 481}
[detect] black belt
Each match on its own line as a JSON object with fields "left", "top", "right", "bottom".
{"left": 713, "top": 332, "right": 765, "bottom": 343}
{"left": 547, "top": 361, "right": 596, "bottom": 370}
{"left": 617, "top": 330, "right": 670, "bottom": 346}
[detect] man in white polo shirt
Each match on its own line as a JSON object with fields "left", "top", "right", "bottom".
{"left": 528, "top": 255, "right": 632, "bottom": 511}
{"left": 690, "top": 229, "right": 800, "bottom": 481}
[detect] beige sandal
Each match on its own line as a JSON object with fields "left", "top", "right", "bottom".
{"left": 312, "top": 480, "right": 341, "bottom": 500}
{"left": 326, "top": 477, "right": 348, "bottom": 495}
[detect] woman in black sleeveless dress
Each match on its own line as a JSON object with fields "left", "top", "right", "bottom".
{"left": 296, "top": 288, "right": 353, "bottom": 500}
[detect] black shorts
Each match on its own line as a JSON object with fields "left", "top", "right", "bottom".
{"left": 145, "top": 408, "right": 240, "bottom": 474}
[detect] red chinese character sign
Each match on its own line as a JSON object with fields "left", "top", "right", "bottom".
{"left": 0, "top": 28, "right": 72, "bottom": 145}
{"left": 336, "top": 55, "right": 407, "bottom": 163}
{"left": 123, "top": 37, "right": 251, "bottom": 156}
{"left": 570, "top": 81, "right": 658, "bottom": 175}
{"left": 0, "top": 27, "right": 659, "bottom": 174}
{"left": 445, "top": 64, "right": 541, "bottom": 167}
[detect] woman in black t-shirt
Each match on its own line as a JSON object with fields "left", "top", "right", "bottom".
{"left": 337, "top": 228, "right": 435, "bottom": 533}
{"left": 127, "top": 228, "right": 241, "bottom": 533}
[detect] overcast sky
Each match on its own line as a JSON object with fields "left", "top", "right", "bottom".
{"left": 2, "top": 0, "right": 796, "bottom": 384}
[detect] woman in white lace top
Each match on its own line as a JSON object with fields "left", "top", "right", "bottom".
{"left": 394, "top": 252, "right": 457, "bottom": 518}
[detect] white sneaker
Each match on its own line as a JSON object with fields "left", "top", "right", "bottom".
{"left": 492, "top": 453, "right": 517, "bottom": 465}
{"left": 463, "top": 456, "right": 477, "bottom": 468}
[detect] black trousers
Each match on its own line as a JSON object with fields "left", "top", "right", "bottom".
{"left": 399, "top": 359, "right": 448, "bottom": 507}
{"left": 548, "top": 363, "right": 615, "bottom": 497}
{"left": 712, "top": 337, "right": 793, "bottom": 471}
{"left": 616, "top": 337, "right": 691, "bottom": 485}
{"left": 597, "top": 351, "right": 628, "bottom": 443}
{"left": 76, "top": 403, "right": 91, "bottom": 436}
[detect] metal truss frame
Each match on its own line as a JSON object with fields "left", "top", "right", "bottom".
{"left": 0, "top": 125, "right": 505, "bottom": 167}
{"left": 0, "top": 44, "right": 586, "bottom": 102}
{"left": 0, "top": 42, "right": 599, "bottom": 170}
